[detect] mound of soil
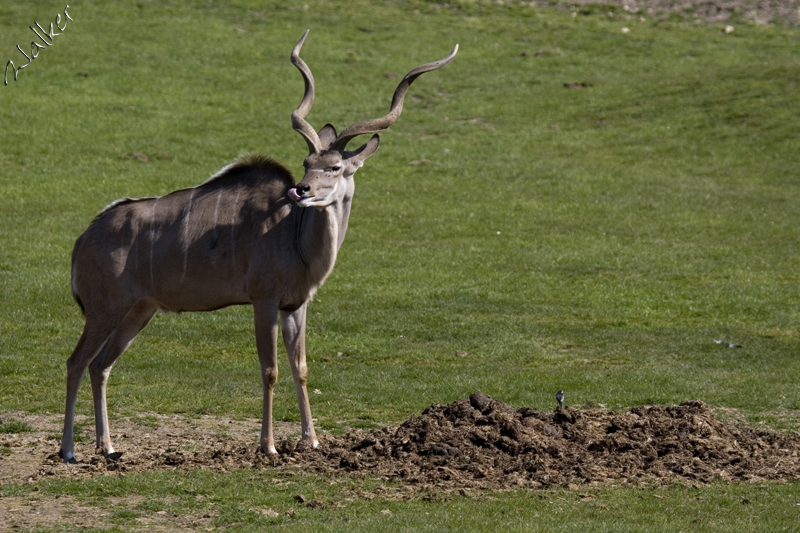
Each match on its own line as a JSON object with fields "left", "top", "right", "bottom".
{"left": 281, "top": 393, "right": 800, "bottom": 490}
{"left": 11, "top": 393, "right": 799, "bottom": 492}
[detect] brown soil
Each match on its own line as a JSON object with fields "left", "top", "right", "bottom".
{"left": 283, "top": 394, "right": 800, "bottom": 490}
{"left": 2, "top": 394, "right": 799, "bottom": 529}
{"left": 3, "top": 394, "right": 799, "bottom": 491}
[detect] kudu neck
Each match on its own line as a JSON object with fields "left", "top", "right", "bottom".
{"left": 296, "top": 188, "right": 353, "bottom": 271}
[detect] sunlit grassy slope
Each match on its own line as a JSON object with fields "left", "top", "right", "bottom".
{"left": 1, "top": 0, "right": 798, "bottom": 431}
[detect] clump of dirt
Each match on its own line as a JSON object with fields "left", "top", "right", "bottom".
{"left": 5, "top": 393, "right": 799, "bottom": 492}
{"left": 282, "top": 393, "right": 800, "bottom": 490}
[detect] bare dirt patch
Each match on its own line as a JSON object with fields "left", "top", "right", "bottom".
{"left": 0, "top": 411, "right": 301, "bottom": 484}
{"left": 300, "top": 394, "right": 800, "bottom": 490}
{"left": 2, "top": 395, "right": 799, "bottom": 529}
{"left": 2, "top": 394, "right": 799, "bottom": 490}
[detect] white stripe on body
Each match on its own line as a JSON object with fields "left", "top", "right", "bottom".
{"left": 179, "top": 189, "right": 197, "bottom": 285}
{"left": 230, "top": 188, "right": 242, "bottom": 269}
{"left": 149, "top": 198, "right": 159, "bottom": 291}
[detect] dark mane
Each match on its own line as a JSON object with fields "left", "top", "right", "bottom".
{"left": 92, "top": 154, "right": 296, "bottom": 224}
{"left": 203, "top": 154, "right": 296, "bottom": 188}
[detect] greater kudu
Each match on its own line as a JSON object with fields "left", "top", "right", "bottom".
{"left": 59, "top": 31, "right": 457, "bottom": 463}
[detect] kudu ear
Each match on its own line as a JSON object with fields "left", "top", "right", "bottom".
{"left": 318, "top": 124, "right": 338, "bottom": 150}
{"left": 346, "top": 134, "right": 380, "bottom": 165}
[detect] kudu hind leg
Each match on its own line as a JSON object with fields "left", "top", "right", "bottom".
{"left": 61, "top": 313, "right": 126, "bottom": 463}
{"left": 254, "top": 301, "right": 280, "bottom": 454}
{"left": 88, "top": 303, "right": 156, "bottom": 458}
{"left": 280, "top": 304, "right": 318, "bottom": 448}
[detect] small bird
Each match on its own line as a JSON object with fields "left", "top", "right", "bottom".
{"left": 555, "top": 390, "right": 564, "bottom": 409}
{"left": 714, "top": 339, "right": 741, "bottom": 348}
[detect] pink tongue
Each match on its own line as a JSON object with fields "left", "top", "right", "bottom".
{"left": 288, "top": 188, "right": 301, "bottom": 201}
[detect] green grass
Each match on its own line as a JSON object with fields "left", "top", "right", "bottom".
{"left": 1, "top": 0, "right": 800, "bottom": 530}
{"left": 0, "top": 418, "right": 33, "bottom": 434}
{"left": 3, "top": 471, "right": 799, "bottom": 532}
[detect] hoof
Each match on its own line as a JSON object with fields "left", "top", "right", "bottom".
{"left": 59, "top": 449, "right": 77, "bottom": 464}
{"left": 106, "top": 451, "right": 123, "bottom": 462}
{"left": 294, "top": 438, "right": 318, "bottom": 453}
{"left": 260, "top": 445, "right": 278, "bottom": 455}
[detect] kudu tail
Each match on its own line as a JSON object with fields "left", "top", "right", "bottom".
{"left": 70, "top": 241, "right": 86, "bottom": 316}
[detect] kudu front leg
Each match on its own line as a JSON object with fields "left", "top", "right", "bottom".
{"left": 281, "top": 304, "right": 319, "bottom": 449}
{"left": 253, "top": 301, "right": 280, "bottom": 455}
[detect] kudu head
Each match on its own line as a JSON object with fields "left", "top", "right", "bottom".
{"left": 287, "top": 30, "right": 458, "bottom": 208}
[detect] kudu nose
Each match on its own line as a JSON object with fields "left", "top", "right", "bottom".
{"left": 296, "top": 184, "right": 311, "bottom": 196}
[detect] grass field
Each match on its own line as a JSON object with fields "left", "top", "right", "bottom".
{"left": 1, "top": 0, "right": 799, "bottom": 530}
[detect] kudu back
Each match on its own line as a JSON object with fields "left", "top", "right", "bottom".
{"left": 60, "top": 31, "right": 457, "bottom": 463}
